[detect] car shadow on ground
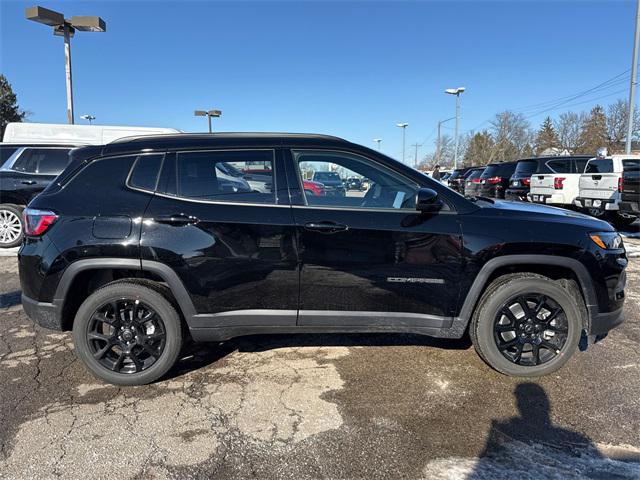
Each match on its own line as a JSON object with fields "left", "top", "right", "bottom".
{"left": 0, "top": 291, "right": 21, "bottom": 308}
{"left": 167, "top": 332, "right": 472, "bottom": 380}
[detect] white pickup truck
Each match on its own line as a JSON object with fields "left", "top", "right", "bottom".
{"left": 574, "top": 154, "right": 640, "bottom": 229}
{"left": 528, "top": 156, "right": 590, "bottom": 207}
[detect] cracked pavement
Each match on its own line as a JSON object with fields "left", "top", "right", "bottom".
{"left": 1, "top": 240, "right": 640, "bottom": 479}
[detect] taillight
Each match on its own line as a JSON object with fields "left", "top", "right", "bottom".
{"left": 554, "top": 177, "right": 566, "bottom": 190}
{"left": 522, "top": 177, "right": 531, "bottom": 186}
{"left": 487, "top": 176, "right": 502, "bottom": 184}
{"left": 472, "top": 178, "right": 481, "bottom": 184}
{"left": 618, "top": 176, "right": 624, "bottom": 192}
{"left": 23, "top": 208, "right": 58, "bottom": 236}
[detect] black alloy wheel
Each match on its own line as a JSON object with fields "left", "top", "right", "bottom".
{"left": 493, "top": 294, "right": 569, "bottom": 367}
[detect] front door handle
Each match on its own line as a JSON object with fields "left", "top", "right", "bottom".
{"left": 304, "top": 221, "right": 348, "bottom": 234}
{"left": 154, "top": 214, "right": 199, "bottom": 226}
{"left": 21, "top": 180, "right": 36, "bottom": 185}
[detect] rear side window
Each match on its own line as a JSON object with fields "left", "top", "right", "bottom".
{"left": 11, "top": 148, "right": 71, "bottom": 174}
{"left": 158, "top": 150, "right": 275, "bottom": 204}
{"left": 623, "top": 159, "right": 640, "bottom": 171}
{"left": 547, "top": 159, "right": 571, "bottom": 173}
{"left": 481, "top": 163, "right": 515, "bottom": 178}
{"left": 128, "top": 154, "right": 164, "bottom": 191}
{"left": 585, "top": 159, "right": 614, "bottom": 173}
{"left": 575, "top": 159, "right": 588, "bottom": 173}
{"left": 466, "top": 169, "right": 483, "bottom": 180}
{"left": 514, "top": 160, "right": 538, "bottom": 175}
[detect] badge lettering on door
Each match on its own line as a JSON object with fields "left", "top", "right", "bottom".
{"left": 387, "top": 277, "right": 445, "bottom": 284}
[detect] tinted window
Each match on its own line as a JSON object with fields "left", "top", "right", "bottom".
{"left": 158, "top": 150, "right": 275, "bottom": 204}
{"left": 11, "top": 148, "right": 71, "bottom": 174}
{"left": 466, "top": 169, "right": 484, "bottom": 180}
{"left": 547, "top": 159, "right": 571, "bottom": 173}
{"left": 294, "top": 150, "right": 421, "bottom": 210}
{"left": 575, "top": 159, "right": 588, "bottom": 173}
{"left": 0, "top": 146, "right": 19, "bottom": 167}
{"left": 481, "top": 163, "right": 514, "bottom": 178}
{"left": 585, "top": 159, "right": 614, "bottom": 173}
{"left": 514, "top": 160, "right": 538, "bottom": 175}
{"left": 448, "top": 169, "right": 467, "bottom": 180}
{"left": 129, "top": 154, "right": 164, "bottom": 191}
{"left": 623, "top": 159, "right": 640, "bottom": 171}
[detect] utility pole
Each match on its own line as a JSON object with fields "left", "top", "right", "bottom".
{"left": 626, "top": 0, "right": 640, "bottom": 154}
{"left": 411, "top": 143, "right": 421, "bottom": 169}
{"left": 445, "top": 87, "right": 465, "bottom": 169}
{"left": 396, "top": 123, "right": 408, "bottom": 163}
{"left": 436, "top": 117, "right": 456, "bottom": 165}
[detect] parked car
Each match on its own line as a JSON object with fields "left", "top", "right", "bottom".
{"left": 447, "top": 167, "right": 473, "bottom": 194}
{"left": 463, "top": 167, "right": 485, "bottom": 197}
{"left": 0, "top": 145, "right": 75, "bottom": 248}
{"left": 619, "top": 158, "right": 640, "bottom": 226}
{"left": 20, "top": 133, "right": 627, "bottom": 385}
{"left": 528, "top": 156, "right": 590, "bottom": 209}
{"left": 312, "top": 171, "right": 346, "bottom": 196}
{"left": 303, "top": 179, "right": 325, "bottom": 196}
{"left": 575, "top": 153, "right": 640, "bottom": 229}
{"left": 345, "top": 177, "right": 364, "bottom": 191}
{"left": 478, "top": 161, "right": 518, "bottom": 199}
{"left": 0, "top": 123, "right": 182, "bottom": 249}
{"left": 505, "top": 157, "right": 552, "bottom": 201}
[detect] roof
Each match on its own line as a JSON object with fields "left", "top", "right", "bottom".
{"left": 103, "top": 132, "right": 355, "bottom": 155}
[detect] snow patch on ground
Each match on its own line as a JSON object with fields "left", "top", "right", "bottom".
{"left": 0, "top": 247, "right": 19, "bottom": 257}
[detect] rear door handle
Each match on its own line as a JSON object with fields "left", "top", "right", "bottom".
{"left": 154, "top": 214, "right": 199, "bottom": 226}
{"left": 592, "top": 175, "right": 602, "bottom": 180}
{"left": 21, "top": 180, "right": 36, "bottom": 185}
{"left": 304, "top": 221, "right": 348, "bottom": 234}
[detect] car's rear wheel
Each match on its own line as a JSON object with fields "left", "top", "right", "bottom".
{"left": 470, "top": 275, "right": 582, "bottom": 377}
{"left": 73, "top": 282, "right": 182, "bottom": 385}
{"left": 612, "top": 213, "right": 638, "bottom": 230}
{"left": 0, "top": 204, "right": 24, "bottom": 248}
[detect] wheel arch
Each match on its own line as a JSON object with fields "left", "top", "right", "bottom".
{"left": 54, "top": 258, "right": 197, "bottom": 330}
{"left": 459, "top": 255, "right": 597, "bottom": 329}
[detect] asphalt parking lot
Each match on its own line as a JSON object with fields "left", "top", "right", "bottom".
{"left": 0, "top": 237, "right": 639, "bottom": 479}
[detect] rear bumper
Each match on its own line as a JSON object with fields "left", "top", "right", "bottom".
{"left": 619, "top": 200, "right": 640, "bottom": 216}
{"left": 21, "top": 293, "right": 62, "bottom": 330}
{"left": 505, "top": 188, "right": 528, "bottom": 201}
{"left": 574, "top": 197, "right": 619, "bottom": 211}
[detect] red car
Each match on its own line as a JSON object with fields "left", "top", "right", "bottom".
{"left": 303, "top": 180, "right": 325, "bottom": 196}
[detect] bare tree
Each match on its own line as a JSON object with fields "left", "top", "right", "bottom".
{"left": 490, "top": 111, "right": 533, "bottom": 161}
{"left": 554, "top": 111, "right": 586, "bottom": 154}
{"left": 605, "top": 100, "right": 640, "bottom": 152}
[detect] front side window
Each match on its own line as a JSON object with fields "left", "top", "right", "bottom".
{"left": 157, "top": 150, "right": 275, "bottom": 204}
{"left": 293, "top": 150, "right": 420, "bottom": 210}
{"left": 585, "top": 159, "right": 614, "bottom": 174}
{"left": 11, "top": 148, "right": 71, "bottom": 174}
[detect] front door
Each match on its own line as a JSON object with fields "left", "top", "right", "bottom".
{"left": 287, "top": 149, "right": 463, "bottom": 329}
{"left": 141, "top": 148, "right": 299, "bottom": 328}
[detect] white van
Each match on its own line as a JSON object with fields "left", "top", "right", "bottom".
{"left": 2, "top": 122, "right": 181, "bottom": 146}
{"left": 575, "top": 153, "right": 640, "bottom": 229}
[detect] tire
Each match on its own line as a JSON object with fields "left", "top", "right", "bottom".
{"left": 73, "top": 281, "right": 182, "bottom": 386}
{"left": 470, "top": 275, "right": 582, "bottom": 377}
{"left": 0, "top": 204, "right": 24, "bottom": 248}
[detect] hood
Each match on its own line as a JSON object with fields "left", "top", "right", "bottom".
{"left": 478, "top": 199, "right": 615, "bottom": 231}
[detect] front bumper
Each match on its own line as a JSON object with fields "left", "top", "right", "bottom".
{"left": 574, "top": 197, "right": 619, "bottom": 211}
{"left": 21, "top": 294, "right": 62, "bottom": 330}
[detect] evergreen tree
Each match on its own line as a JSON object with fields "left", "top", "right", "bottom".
{"left": 0, "top": 75, "right": 25, "bottom": 138}
{"left": 534, "top": 117, "right": 559, "bottom": 154}
{"left": 576, "top": 105, "right": 608, "bottom": 154}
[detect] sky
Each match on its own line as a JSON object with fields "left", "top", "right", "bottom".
{"left": 0, "top": 0, "right": 637, "bottom": 162}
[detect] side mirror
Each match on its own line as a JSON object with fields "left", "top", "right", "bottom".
{"left": 416, "top": 188, "right": 443, "bottom": 213}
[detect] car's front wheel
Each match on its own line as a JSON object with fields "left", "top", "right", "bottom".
{"left": 0, "top": 204, "right": 24, "bottom": 248}
{"left": 470, "top": 275, "right": 582, "bottom": 377}
{"left": 73, "top": 281, "right": 183, "bottom": 386}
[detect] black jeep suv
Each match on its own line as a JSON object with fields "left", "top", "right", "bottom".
{"left": 19, "top": 133, "right": 627, "bottom": 385}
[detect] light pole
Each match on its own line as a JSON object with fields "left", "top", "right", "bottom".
{"left": 411, "top": 143, "right": 422, "bottom": 169}
{"left": 80, "top": 114, "right": 95, "bottom": 125}
{"left": 373, "top": 138, "right": 382, "bottom": 151}
{"left": 26, "top": 6, "right": 106, "bottom": 125}
{"left": 626, "top": 0, "right": 640, "bottom": 154}
{"left": 396, "top": 123, "right": 408, "bottom": 163}
{"left": 445, "top": 87, "right": 465, "bottom": 169}
{"left": 195, "top": 110, "right": 222, "bottom": 133}
{"left": 436, "top": 116, "right": 456, "bottom": 165}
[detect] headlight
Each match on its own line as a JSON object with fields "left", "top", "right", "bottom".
{"left": 589, "top": 232, "right": 623, "bottom": 250}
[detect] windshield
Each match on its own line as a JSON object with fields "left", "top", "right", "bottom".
{"left": 313, "top": 171, "right": 341, "bottom": 181}
{"left": 514, "top": 160, "right": 539, "bottom": 175}
{"left": 623, "top": 159, "right": 640, "bottom": 171}
{"left": 585, "top": 159, "right": 614, "bottom": 174}
{"left": 467, "top": 169, "right": 484, "bottom": 180}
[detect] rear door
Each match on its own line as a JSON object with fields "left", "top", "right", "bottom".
{"left": 580, "top": 158, "right": 619, "bottom": 200}
{"left": 287, "top": 148, "right": 463, "bottom": 329}
{"left": 140, "top": 148, "right": 299, "bottom": 328}
{"left": 622, "top": 158, "right": 640, "bottom": 202}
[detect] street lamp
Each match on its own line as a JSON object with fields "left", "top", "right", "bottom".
{"left": 195, "top": 109, "right": 222, "bottom": 133}
{"left": 26, "top": 6, "right": 106, "bottom": 125}
{"left": 445, "top": 87, "right": 465, "bottom": 169}
{"left": 80, "top": 114, "right": 95, "bottom": 125}
{"left": 396, "top": 123, "right": 408, "bottom": 163}
{"left": 373, "top": 138, "right": 382, "bottom": 151}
